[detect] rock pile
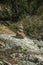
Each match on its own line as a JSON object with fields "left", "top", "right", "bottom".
{"left": 16, "top": 24, "right": 25, "bottom": 38}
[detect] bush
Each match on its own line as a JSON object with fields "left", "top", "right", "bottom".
{"left": 9, "top": 23, "right": 19, "bottom": 32}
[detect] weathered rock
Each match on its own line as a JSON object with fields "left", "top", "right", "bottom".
{"left": 0, "top": 34, "right": 38, "bottom": 51}
{"left": 33, "top": 40, "right": 43, "bottom": 48}
{"left": 0, "top": 34, "right": 43, "bottom": 65}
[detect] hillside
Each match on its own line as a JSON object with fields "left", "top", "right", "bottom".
{"left": 0, "top": 23, "right": 15, "bottom": 34}
{"left": 0, "top": 0, "right": 43, "bottom": 65}
{"left": 0, "top": 0, "right": 43, "bottom": 39}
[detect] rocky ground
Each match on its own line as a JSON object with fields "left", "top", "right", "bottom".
{"left": 0, "top": 34, "right": 43, "bottom": 65}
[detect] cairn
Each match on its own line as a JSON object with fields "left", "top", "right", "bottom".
{"left": 16, "top": 24, "right": 25, "bottom": 38}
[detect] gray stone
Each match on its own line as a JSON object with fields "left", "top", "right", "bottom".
{"left": 0, "top": 34, "right": 43, "bottom": 65}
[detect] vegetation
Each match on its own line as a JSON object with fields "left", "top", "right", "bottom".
{"left": 9, "top": 16, "right": 43, "bottom": 39}
{"left": 0, "top": 0, "right": 43, "bottom": 21}
{"left": 0, "top": 0, "right": 43, "bottom": 39}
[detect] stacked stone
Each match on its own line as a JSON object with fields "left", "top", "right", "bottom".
{"left": 16, "top": 24, "right": 25, "bottom": 38}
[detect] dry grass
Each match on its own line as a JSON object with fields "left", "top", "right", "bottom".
{"left": 0, "top": 24, "right": 15, "bottom": 34}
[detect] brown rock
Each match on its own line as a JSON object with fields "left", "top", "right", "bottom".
{"left": 16, "top": 31, "right": 25, "bottom": 38}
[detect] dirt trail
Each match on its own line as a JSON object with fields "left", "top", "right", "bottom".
{"left": 0, "top": 24, "right": 15, "bottom": 34}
